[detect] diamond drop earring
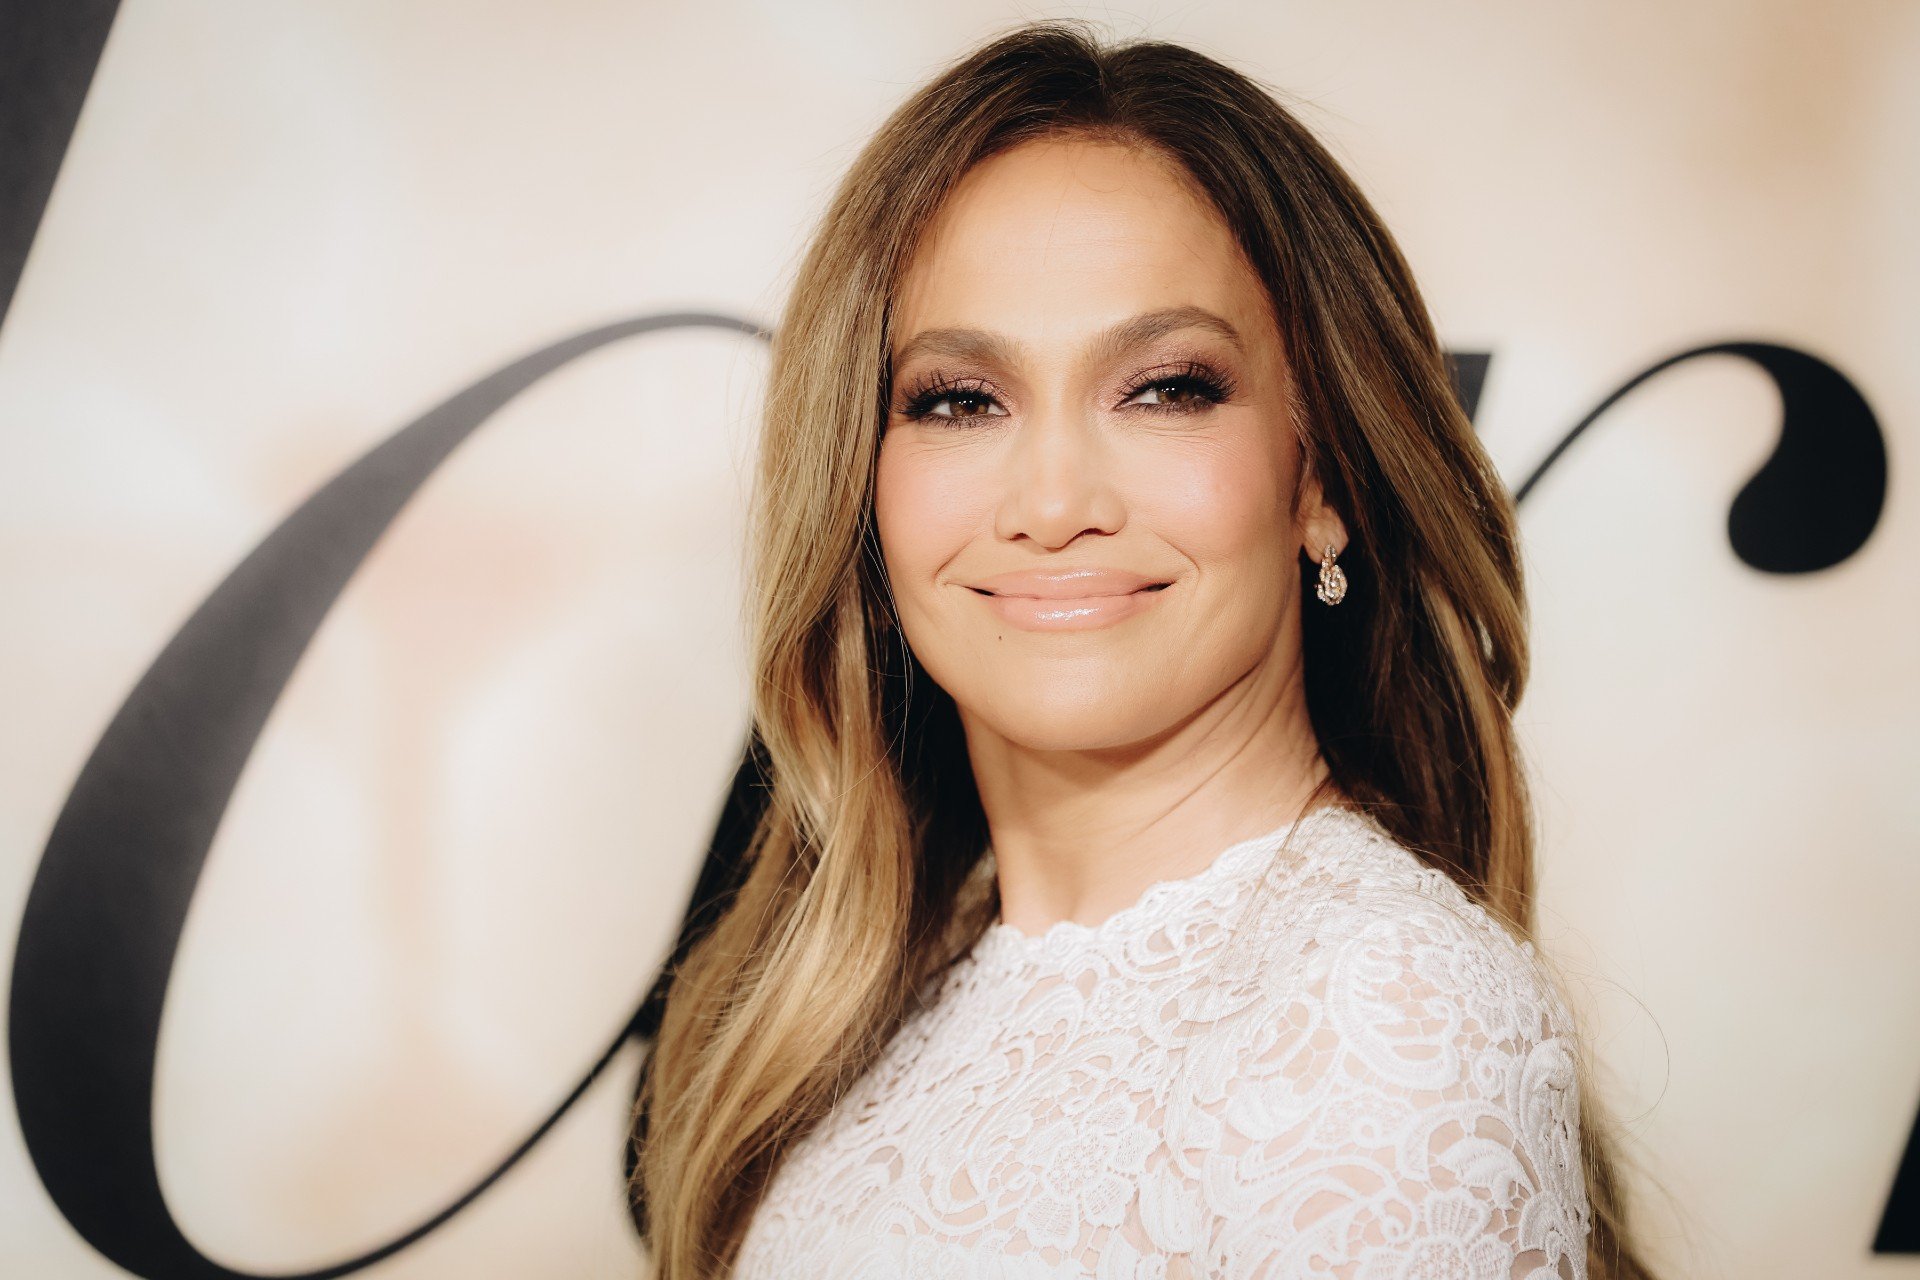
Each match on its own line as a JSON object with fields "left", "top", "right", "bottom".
{"left": 1315, "top": 542, "right": 1347, "bottom": 606}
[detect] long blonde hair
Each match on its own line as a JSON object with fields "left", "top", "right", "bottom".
{"left": 632, "top": 19, "right": 1662, "bottom": 1279}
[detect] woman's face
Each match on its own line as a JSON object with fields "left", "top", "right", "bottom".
{"left": 876, "top": 134, "right": 1341, "bottom": 754}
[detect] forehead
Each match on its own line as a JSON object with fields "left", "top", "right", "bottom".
{"left": 892, "top": 135, "right": 1272, "bottom": 353}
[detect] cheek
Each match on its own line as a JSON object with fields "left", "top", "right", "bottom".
{"left": 1131, "top": 430, "right": 1293, "bottom": 566}
{"left": 874, "top": 437, "right": 983, "bottom": 589}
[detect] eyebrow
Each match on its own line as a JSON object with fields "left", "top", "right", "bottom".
{"left": 889, "top": 305, "right": 1246, "bottom": 375}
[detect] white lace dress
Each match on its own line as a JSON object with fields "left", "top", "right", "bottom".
{"left": 732, "top": 803, "right": 1593, "bottom": 1279}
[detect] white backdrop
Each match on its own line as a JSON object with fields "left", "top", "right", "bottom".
{"left": 1, "top": 3, "right": 1915, "bottom": 1278}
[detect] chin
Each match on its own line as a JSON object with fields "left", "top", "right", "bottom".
{"left": 971, "top": 680, "right": 1188, "bottom": 754}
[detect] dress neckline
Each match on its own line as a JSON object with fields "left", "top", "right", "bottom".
{"left": 972, "top": 802, "right": 1366, "bottom": 968}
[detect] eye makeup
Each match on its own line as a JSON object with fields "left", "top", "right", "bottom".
{"left": 890, "top": 356, "right": 1241, "bottom": 427}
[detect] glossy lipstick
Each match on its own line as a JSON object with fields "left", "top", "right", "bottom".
{"left": 963, "top": 566, "right": 1174, "bottom": 632}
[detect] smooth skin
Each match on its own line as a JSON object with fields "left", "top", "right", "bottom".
{"left": 875, "top": 135, "right": 1349, "bottom": 938}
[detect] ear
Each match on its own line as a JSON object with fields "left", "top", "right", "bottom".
{"left": 1295, "top": 455, "right": 1349, "bottom": 561}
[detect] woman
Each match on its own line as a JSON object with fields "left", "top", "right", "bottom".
{"left": 633, "top": 19, "right": 1659, "bottom": 1280}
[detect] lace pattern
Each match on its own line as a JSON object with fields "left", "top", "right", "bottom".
{"left": 732, "top": 805, "right": 1592, "bottom": 1278}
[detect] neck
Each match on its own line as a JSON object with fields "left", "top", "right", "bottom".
{"left": 963, "top": 643, "right": 1335, "bottom": 937}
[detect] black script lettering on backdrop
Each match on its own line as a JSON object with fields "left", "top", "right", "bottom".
{"left": 8, "top": 315, "right": 768, "bottom": 1279}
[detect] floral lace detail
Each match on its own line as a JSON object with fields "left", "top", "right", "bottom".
{"left": 733, "top": 805, "right": 1592, "bottom": 1279}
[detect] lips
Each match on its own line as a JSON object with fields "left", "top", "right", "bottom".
{"left": 967, "top": 567, "right": 1173, "bottom": 598}
{"left": 960, "top": 567, "right": 1176, "bottom": 633}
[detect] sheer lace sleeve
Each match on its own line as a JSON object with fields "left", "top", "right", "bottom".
{"left": 1210, "top": 891, "right": 1592, "bottom": 1280}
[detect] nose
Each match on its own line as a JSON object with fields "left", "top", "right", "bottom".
{"left": 993, "top": 392, "right": 1126, "bottom": 550}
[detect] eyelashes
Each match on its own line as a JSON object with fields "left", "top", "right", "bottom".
{"left": 891, "top": 360, "right": 1240, "bottom": 427}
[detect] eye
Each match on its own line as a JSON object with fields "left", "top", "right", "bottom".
{"left": 1121, "top": 362, "right": 1237, "bottom": 414}
{"left": 896, "top": 377, "right": 1009, "bottom": 425}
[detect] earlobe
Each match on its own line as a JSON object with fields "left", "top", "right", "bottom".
{"left": 1298, "top": 514, "right": 1348, "bottom": 565}
{"left": 1294, "top": 457, "right": 1345, "bottom": 558}
{"left": 1311, "top": 528, "right": 1348, "bottom": 562}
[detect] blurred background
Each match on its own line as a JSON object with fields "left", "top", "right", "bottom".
{"left": 1, "top": 2, "right": 1914, "bottom": 1277}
